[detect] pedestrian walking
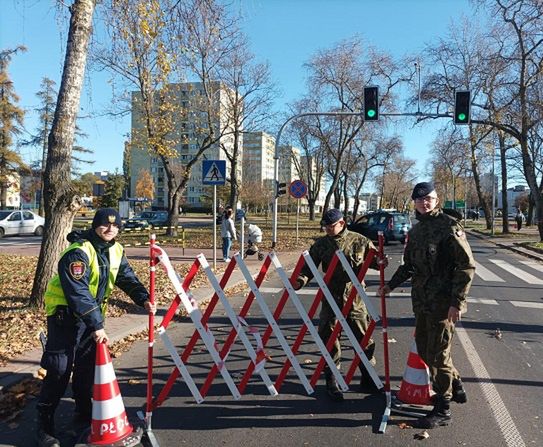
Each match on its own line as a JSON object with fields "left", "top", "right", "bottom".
{"left": 379, "top": 182, "right": 475, "bottom": 429}
{"left": 36, "top": 208, "right": 156, "bottom": 447}
{"left": 290, "top": 208, "right": 386, "bottom": 402}
{"left": 515, "top": 209, "right": 524, "bottom": 231}
{"left": 220, "top": 207, "right": 237, "bottom": 262}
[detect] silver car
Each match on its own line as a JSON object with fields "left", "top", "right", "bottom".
{"left": 0, "top": 210, "right": 45, "bottom": 238}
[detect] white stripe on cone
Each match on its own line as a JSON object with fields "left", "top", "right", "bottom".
{"left": 94, "top": 363, "right": 116, "bottom": 385}
{"left": 92, "top": 394, "right": 125, "bottom": 420}
{"left": 403, "top": 365, "right": 431, "bottom": 386}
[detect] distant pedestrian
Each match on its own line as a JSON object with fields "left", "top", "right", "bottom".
{"left": 220, "top": 208, "right": 237, "bottom": 262}
{"left": 515, "top": 209, "right": 524, "bottom": 231}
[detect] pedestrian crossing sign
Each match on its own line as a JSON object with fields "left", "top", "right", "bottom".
{"left": 202, "top": 160, "right": 226, "bottom": 185}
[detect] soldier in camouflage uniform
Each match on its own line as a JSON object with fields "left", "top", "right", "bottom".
{"left": 380, "top": 182, "right": 475, "bottom": 429}
{"left": 291, "top": 208, "right": 383, "bottom": 402}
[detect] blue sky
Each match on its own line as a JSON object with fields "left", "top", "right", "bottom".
{"left": 2, "top": 0, "right": 473, "bottom": 181}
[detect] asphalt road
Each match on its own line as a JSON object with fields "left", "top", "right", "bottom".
{"left": 1, "top": 235, "right": 542, "bottom": 446}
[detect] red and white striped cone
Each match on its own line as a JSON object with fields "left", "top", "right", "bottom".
{"left": 87, "top": 342, "right": 142, "bottom": 447}
{"left": 397, "top": 340, "right": 434, "bottom": 406}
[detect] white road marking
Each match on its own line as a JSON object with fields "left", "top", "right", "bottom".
{"left": 456, "top": 323, "right": 526, "bottom": 447}
{"left": 490, "top": 259, "right": 543, "bottom": 284}
{"left": 475, "top": 261, "right": 505, "bottom": 282}
{"left": 509, "top": 301, "right": 543, "bottom": 309}
{"left": 519, "top": 260, "right": 543, "bottom": 274}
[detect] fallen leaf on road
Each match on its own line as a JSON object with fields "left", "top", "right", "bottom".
{"left": 303, "top": 359, "right": 312, "bottom": 364}
{"left": 128, "top": 379, "right": 141, "bottom": 385}
{"left": 398, "top": 422, "right": 412, "bottom": 429}
{"left": 414, "top": 430, "right": 430, "bottom": 440}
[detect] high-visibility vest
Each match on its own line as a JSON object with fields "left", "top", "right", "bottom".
{"left": 44, "top": 240, "right": 124, "bottom": 317}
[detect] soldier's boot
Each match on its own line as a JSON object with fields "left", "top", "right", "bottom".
{"left": 36, "top": 405, "right": 60, "bottom": 447}
{"left": 359, "top": 357, "right": 380, "bottom": 394}
{"left": 324, "top": 370, "right": 344, "bottom": 402}
{"left": 418, "top": 396, "right": 451, "bottom": 429}
{"left": 451, "top": 378, "right": 467, "bottom": 404}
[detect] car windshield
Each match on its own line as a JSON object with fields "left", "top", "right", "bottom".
{"left": 139, "top": 212, "right": 156, "bottom": 219}
{"left": 393, "top": 214, "right": 408, "bottom": 224}
{"left": 0, "top": 211, "right": 12, "bottom": 220}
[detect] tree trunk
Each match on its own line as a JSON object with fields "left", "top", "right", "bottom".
{"left": 30, "top": 0, "right": 94, "bottom": 308}
{"left": 498, "top": 132, "right": 509, "bottom": 233}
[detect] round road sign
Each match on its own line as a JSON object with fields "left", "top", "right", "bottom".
{"left": 289, "top": 180, "right": 308, "bottom": 199}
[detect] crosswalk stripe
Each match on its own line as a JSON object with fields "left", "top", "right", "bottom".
{"left": 519, "top": 260, "right": 543, "bottom": 274}
{"left": 468, "top": 298, "right": 499, "bottom": 305}
{"left": 475, "top": 262, "right": 505, "bottom": 282}
{"left": 509, "top": 301, "right": 543, "bottom": 309}
{"left": 490, "top": 259, "right": 543, "bottom": 284}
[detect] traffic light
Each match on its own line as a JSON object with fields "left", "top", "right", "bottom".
{"left": 363, "top": 86, "right": 379, "bottom": 121}
{"left": 454, "top": 90, "right": 471, "bottom": 125}
{"left": 276, "top": 181, "right": 287, "bottom": 197}
{"left": 275, "top": 181, "right": 287, "bottom": 198}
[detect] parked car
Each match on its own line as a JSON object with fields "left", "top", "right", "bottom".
{"left": 125, "top": 211, "right": 169, "bottom": 229}
{"left": 0, "top": 210, "right": 45, "bottom": 238}
{"left": 123, "top": 216, "right": 151, "bottom": 230}
{"left": 348, "top": 210, "right": 411, "bottom": 245}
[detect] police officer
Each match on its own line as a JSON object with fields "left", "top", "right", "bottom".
{"left": 290, "top": 208, "right": 384, "bottom": 402}
{"left": 36, "top": 208, "right": 156, "bottom": 447}
{"left": 379, "top": 182, "right": 475, "bottom": 429}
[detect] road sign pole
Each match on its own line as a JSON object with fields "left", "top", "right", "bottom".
{"left": 213, "top": 185, "right": 217, "bottom": 270}
{"left": 296, "top": 199, "right": 300, "bottom": 244}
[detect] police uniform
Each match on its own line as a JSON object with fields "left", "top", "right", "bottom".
{"left": 36, "top": 209, "right": 149, "bottom": 445}
{"left": 386, "top": 184, "right": 475, "bottom": 428}
{"left": 295, "top": 210, "right": 379, "bottom": 400}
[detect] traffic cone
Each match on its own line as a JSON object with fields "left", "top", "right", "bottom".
{"left": 87, "top": 342, "right": 142, "bottom": 447}
{"left": 396, "top": 340, "right": 433, "bottom": 405}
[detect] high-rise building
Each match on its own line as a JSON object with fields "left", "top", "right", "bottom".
{"left": 129, "top": 81, "right": 240, "bottom": 209}
{"left": 242, "top": 131, "right": 275, "bottom": 187}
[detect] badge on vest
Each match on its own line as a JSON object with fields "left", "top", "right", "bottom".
{"left": 69, "top": 261, "right": 86, "bottom": 280}
{"left": 428, "top": 244, "right": 437, "bottom": 256}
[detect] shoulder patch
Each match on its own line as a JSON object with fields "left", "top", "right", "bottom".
{"left": 69, "top": 261, "right": 86, "bottom": 280}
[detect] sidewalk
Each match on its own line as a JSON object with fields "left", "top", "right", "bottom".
{"left": 0, "top": 246, "right": 301, "bottom": 392}
{"left": 468, "top": 225, "right": 543, "bottom": 262}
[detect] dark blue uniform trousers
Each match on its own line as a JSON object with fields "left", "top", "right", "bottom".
{"left": 38, "top": 311, "right": 96, "bottom": 416}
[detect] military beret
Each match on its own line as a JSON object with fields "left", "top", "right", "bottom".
{"left": 92, "top": 207, "right": 122, "bottom": 229}
{"left": 411, "top": 182, "right": 436, "bottom": 200}
{"left": 321, "top": 208, "right": 343, "bottom": 226}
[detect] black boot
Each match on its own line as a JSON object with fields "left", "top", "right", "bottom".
{"left": 359, "top": 360, "right": 380, "bottom": 394}
{"left": 324, "top": 370, "right": 344, "bottom": 402}
{"left": 418, "top": 396, "right": 451, "bottom": 429}
{"left": 36, "top": 405, "right": 60, "bottom": 447}
{"left": 452, "top": 378, "right": 467, "bottom": 404}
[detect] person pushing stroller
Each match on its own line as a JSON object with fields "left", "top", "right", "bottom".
{"left": 245, "top": 223, "right": 264, "bottom": 261}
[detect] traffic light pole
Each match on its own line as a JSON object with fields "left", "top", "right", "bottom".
{"left": 272, "top": 111, "right": 452, "bottom": 249}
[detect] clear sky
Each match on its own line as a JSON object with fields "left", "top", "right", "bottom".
{"left": 1, "top": 0, "right": 473, "bottom": 180}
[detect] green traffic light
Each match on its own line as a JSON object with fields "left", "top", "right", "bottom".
{"left": 458, "top": 113, "right": 466, "bottom": 121}
{"left": 367, "top": 109, "right": 376, "bottom": 118}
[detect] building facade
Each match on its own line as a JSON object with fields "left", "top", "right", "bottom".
{"left": 129, "top": 81, "right": 239, "bottom": 209}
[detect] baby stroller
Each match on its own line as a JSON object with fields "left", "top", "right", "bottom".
{"left": 245, "top": 223, "right": 264, "bottom": 261}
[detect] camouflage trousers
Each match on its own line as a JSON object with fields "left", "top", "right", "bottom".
{"left": 318, "top": 300, "right": 375, "bottom": 373}
{"left": 415, "top": 313, "right": 461, "bottom": 399}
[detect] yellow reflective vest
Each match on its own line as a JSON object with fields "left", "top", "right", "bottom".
{"left": 44, "top": 240, "right": 124, "bottom": 317}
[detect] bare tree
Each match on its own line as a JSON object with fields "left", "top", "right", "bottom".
{"left": 30, "top": 0, "right": 95, "bottom": 307}
{"left": 218, "top": 35, "right": 277, "bottom": 208}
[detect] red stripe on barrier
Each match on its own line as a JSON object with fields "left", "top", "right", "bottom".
{"left": 201, "top": 255, "right": 272, "bottom": 397}
{"left": 273, "top": 254, "right": 340, "bottom": 392}
{"left": 153, "top": 255, "right": 237, "bottom": 409}
{"left": 310, "top": 249, "right": 376, "bottom": 388}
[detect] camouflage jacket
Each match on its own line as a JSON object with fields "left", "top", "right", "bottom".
{"left": 388, "top": 208, "right": 475, "bottom": 316}
{"left": 296, "top": 228, "right": 378, "bottom": 300}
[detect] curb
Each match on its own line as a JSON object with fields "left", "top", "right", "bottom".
{"left": 467, "top": 229, "right": 543, "bottom": 262}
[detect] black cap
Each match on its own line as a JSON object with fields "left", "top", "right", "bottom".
{"left": 411, "top": 182, "right": 436, "bottom": 200}
{"left": 321, "top": 208, "right": 343, "bottom": 226}
{"left": 92, "top": 208, "right": 122, "bottom": 229}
